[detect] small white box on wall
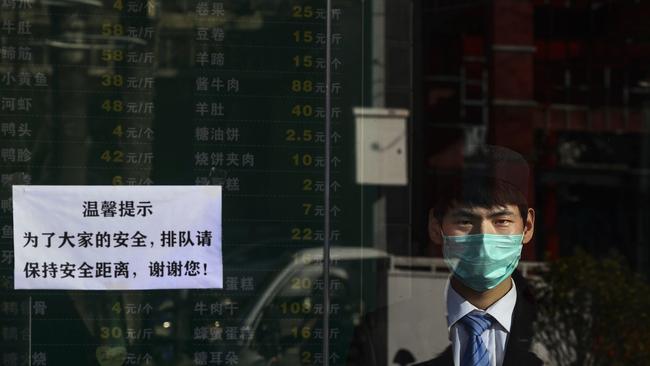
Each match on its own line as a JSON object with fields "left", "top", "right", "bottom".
{"left": 353, "top": 107, "right": 410, "bottom": 185}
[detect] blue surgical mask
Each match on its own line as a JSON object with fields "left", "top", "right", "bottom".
{"left": 442, "top": 233, "right": 524, "bottom": 292}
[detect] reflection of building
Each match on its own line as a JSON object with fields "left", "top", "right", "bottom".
{"left": 418, "top": 0, "right": 650, "bottom": 274}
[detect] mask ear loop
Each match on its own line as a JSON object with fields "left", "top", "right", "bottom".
{"left": 439, "top": 224, "right": 447, "bottom": 240}
{"left": 430, "top": 209, "right": 448, "bottom": 242}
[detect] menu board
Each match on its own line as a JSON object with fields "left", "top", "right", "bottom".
{"left": 0, "top": 0, "right": 382, "bottom": 365}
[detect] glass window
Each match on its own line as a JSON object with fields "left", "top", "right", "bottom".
{"left": 3, "top": 1, "right": 650, "bottom": 366}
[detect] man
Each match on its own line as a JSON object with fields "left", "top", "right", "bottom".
{"left": 415, "top": 145, "right": 545, "bottom": 366}
{"left": 347, "top": 145, "right": 547, "bottom": 366}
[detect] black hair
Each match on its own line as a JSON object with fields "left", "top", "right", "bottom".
{"left": 433, "top": 174, "right": 529, "bottom": 224}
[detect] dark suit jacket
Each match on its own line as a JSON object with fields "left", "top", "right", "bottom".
{"left": 347, "top": 271, "right": 543, "bottom": 366}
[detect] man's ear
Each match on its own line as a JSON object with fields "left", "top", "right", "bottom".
{"left": 428, "top": 209, "right": 443, "bottom": 245}
{"left": 523, "top": 208, "right": 535, "bottom": 244}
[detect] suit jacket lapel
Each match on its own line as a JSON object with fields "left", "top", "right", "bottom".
{"left": 502, "top": 273, "right": 542, "bottom": 366}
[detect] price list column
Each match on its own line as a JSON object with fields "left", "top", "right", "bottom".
{"left": 190, "top": 1, "right": 331, "bottom": 260}
{"left": 0, "top": 1, "right": 160, "bottom": 365}
{"left": 188, "top": 2, "right": 315, "bottom": 365}
{"left": 1, "top": 1, "right": 41, "bottom": 365}
{"left": 92, "top": 0, "right": 156, "bottom": 186}
{"left": 49, "top": 1, "right": 159, "bottom": 364}
{"left": 186, "top": 1, "right": 367, "bottom": 365}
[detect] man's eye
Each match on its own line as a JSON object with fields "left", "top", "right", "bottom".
{"left": 456, "top": 220, "right": 472, "bottom": 226}
{"left": 495, "top": 220, "right": 511, "bottom": 225}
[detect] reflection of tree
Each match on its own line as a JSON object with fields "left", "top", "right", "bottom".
{"left": 534, "top": 249, "right": 650, "bottom": 366}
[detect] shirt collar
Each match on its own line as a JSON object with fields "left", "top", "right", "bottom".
{"left": 445, "top": 277, "right": 517, "bottom": 333}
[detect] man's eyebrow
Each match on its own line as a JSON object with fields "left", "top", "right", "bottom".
{"left": 448, "top": 209, "right": 481, "bottom": 218}
{"left": 487, "top": 209, "right": 516, "bottom": 217}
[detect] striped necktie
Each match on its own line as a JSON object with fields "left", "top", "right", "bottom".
{"left": 459, "top": 312, "right": 493, "bottom": 366}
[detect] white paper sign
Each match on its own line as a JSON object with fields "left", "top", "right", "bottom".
{"left": 12, "top": 185, "right": 222, "bottom": 290}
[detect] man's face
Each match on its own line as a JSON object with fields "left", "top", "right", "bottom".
{"left": 435, "top": 204, "right": 535, "bottom": 245}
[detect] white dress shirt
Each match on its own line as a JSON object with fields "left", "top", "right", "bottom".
{"left": 445, "top": 278, "right": 517, "bottom": 366}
